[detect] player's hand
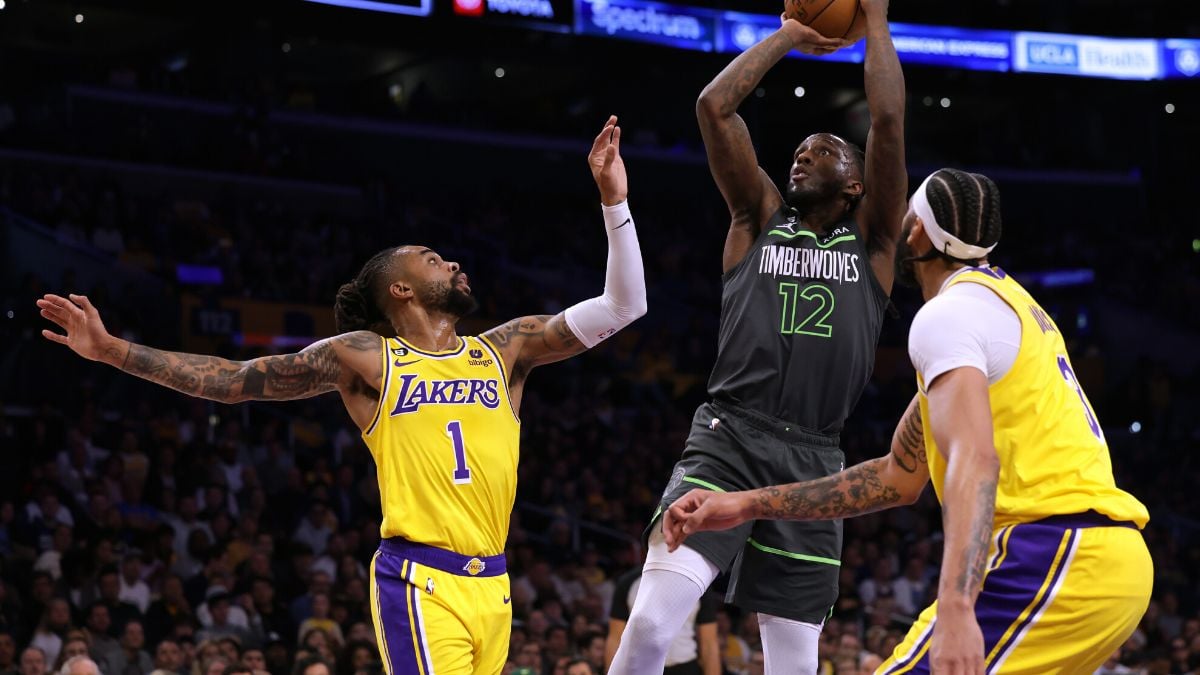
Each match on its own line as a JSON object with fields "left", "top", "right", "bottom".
{"left": 37, "top": 293, "right": 120, "bottom": 362}
{"left": 663, "top": 489, "right": 755, "bottom": 551}
{"left": 588, "top": 115, "right": 627, "bottom": 207}
{"left": 779, "top": 17, "right": 850, "bottom": 55}
{"left": 930, "top": 608, "right": 985, "bottom": 674}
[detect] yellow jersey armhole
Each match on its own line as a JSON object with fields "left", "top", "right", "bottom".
{"left": 363, "top": 336, "right": 392, "bottom": 437}
{"left": 476, "top": 335, "right": 521, "bottom": 424}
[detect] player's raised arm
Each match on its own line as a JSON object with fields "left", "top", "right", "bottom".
{"left": 482, "top": 116, "right": 646, "bottom": 379}
{"left": 696, "top": 19, "right": 846, "bottom": 273}
{"left": 38, "top": 293, "right": 383, "bottom": 407}
{"left": 857, "top": 0, "right": 908, "bottom": 294}
{"left": 663, "top": 395, "right": 929, "bottom": 551}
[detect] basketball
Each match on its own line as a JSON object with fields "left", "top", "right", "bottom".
{"left": 784, "top": 0, "right": 866, "bottom": 41}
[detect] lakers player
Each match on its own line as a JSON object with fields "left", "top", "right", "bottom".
{"left": 36, "top": 117, "right": 646, "bottom": 675}
{"left": 661, "top": 169, "right": 1152, "bottom": 674}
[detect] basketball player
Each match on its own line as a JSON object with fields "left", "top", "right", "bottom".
{"left": 663, "top": 169, "right": 1152, "bottom": 674}
{"left": 607, "top": 3, "right": 907, "bottom": 674}
{"left": 36, "top": 117, "right": 646, "bottom": 675}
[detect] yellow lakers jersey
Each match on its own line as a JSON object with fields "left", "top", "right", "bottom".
{"left": 916, "top": 267, "right": 1149, "bottom": 528}
{"left": 363, "top": 334, "right": 520, "bottom": 557}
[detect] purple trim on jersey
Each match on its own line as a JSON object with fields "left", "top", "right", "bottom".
{"left": 372, "top": 554, "right": 421, "bottom": 675}
{"left": 379, "top": 537, "right": 507, "bottom": 577}
{"left": 879, "top": 620, "right": 934, "bottom": 674}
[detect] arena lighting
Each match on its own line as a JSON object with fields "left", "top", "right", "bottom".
{"left": 495, "top": 67, "right": 506, "bottom": 77}
{"left": 754, "top": 87, "right": 765, "bottom": 98}
{"left": 940, "top": 97, "right": 951, "bottom": 108}
{"left": 922, "top": 96, "right": 933, "bottom": 106}
{"left": 1165, "top": 103, "right": 1176, "bottom": 114}
{"left": 75, "top": 13, "right": 84, "bottom": 23}
{"left": 0, "top": 1, "right": 7, "bottom": 11}
{"left": 303, "top": 0, "right": 433, "bottom": 17}
{"left": 282, "top": 42, "right": 292, "bottom": 53}
{"left": 1130, "top": 421, "right": 1143, "bottom": 434}
{"left": 793, "top": 86, "right": 805, "bottom": 98}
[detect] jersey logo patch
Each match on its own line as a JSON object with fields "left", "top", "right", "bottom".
{"left": 391, "top": 347, "right": 410, "bottom": 357}
{"left": 463, "top": 558, "right": 487, "bottom": 576}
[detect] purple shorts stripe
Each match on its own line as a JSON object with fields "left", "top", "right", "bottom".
{"left": 883, "top": 523, "right": 1079, "bottom": 675}
{"left": 380, "top": 537, "right": 507, "bottom": 577}
{"left": 373, "top": 554, "right": 423, "bottom": 674}
{"left": 986, "top": 528, "right": 1080, "bottom": 673}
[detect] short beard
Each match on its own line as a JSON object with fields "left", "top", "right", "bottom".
{"left": 894, "top": 236, "right": 920, "bottom": 289}
{"left": 423, "top": 275, "right": 479, "bottom": 317}
{"left": 784, "top": 180, "right": 842, "bottom": 216}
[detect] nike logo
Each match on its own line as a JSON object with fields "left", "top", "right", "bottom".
{"left": 612, "top": 217, "right": 630, "bottom": 230}
{"left": 503, "top": 596, "right": 511, "bottom": 604}
{"left": 394, "top": 360, "right": 421, "bottom": 367}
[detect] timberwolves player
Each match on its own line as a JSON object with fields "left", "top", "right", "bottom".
{"left": 38, "top": 117, "right": 645, "bottom": 675}
{"left": 608, "top": 2, "right": 907, "bottom": 673}
{"left": 664, "top": 169, "right": 1152, "bottom": 674}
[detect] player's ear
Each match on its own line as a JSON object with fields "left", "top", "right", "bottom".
{"left": 389, "top": 280, "right": 414, "bottom": 301}
{"left": 909, "top": 218, "right": 931, "bottom": 252}
{"left": 843, "top": 179, "right": 864, "bottom": 200}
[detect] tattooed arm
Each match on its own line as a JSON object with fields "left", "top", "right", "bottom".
{"left": 37, "top": 293, "right": 383, "bottom": 407}
{"left": 927, "top": 367, "right": 997, "bottom": 673}
{"left": 696, "top": 20, "right": 845, "bottom": 274}
{"left": 663, "top": 396, "right": 929, "bottom": 549}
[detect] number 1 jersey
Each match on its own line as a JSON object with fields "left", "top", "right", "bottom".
{"left": 707, "top": 207, "right": 890, "bottom": 433}
{"left": 362, "top": 335, "right": 520, "bottom": 557}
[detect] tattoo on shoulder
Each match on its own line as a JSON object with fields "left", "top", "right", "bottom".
{"left": 337, "top": 331, "right": 382, "bottom": 351}
{"left": 892, "top": 400, "right": 927, "bottom": 474}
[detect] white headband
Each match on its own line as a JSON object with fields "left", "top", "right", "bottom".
{"left": 911, "top": 173, "right": 998, "bottom": 260}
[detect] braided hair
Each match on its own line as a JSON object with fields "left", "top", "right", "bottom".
{"left": 334, "top": 246, "right": 402, "bottom": 336}
{"left": 922, "top": 168, "right": 1003, "bottom": 265}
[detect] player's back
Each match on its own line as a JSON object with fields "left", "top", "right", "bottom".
{"left": 916, "top": 267, "right": 1148, "bottom": 528}
{"left": 363, "top": 334, "right": 520, "bottom": 557}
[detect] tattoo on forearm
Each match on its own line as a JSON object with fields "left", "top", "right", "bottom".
{"left": 709, "top": 32, "right": 792, "bottom": 113}
{"left": 120, "top": 332, "right": 378, "bottom": 403}
{"left": 484, "top": 314, "right": 584, "bottom": 378}
{"left": 750, "top": 457, "right": 902, "bottom": 521}
{"left": 955, "top": 478, "right": 998, "bottom": 595}
{"left": 892, "top": 400, "right": 927, "bottom": 474}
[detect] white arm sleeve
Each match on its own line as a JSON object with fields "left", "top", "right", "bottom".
{"left": 563, "top": 200, "right": 648, "bottom": 348}
{"left": 908, "top": 281, "right": 1022, "bottom": 387}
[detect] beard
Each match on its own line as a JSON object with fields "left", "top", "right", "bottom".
{"left": 422, "top": 274, "right": 479, "bottom": 317}
{"left": 784, "top": 177, "right": 842, "bottom": 215}
{"left": 894, "top": 231, "right": 920, "bottom": 289}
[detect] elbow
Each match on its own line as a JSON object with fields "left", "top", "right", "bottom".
{"left": 628, "top": 294, "right": 648, "bottom": 321}
{"left": 696, "top": 91, "right": 726, "bottom": 122}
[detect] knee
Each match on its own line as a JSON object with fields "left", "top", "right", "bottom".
{"left": 623, "top": 611, "right": 675, "bottom": 647}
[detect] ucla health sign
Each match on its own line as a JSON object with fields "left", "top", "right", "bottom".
{"left": 1015, "top": 32, "right": 1161, "bottom": 80}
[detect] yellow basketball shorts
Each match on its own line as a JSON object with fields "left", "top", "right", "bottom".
{"left": 370, "top": 538, "right": 512, "bottom": 675}
{"left": 878, "top": 512, "right": 1152, "bottom": 674}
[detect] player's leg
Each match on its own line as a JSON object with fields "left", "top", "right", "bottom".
{"left": 877, "top": 519, "right": 1153, "bottom": 674}
{"left": 471, "top": 574, "right": 513, "bottom": 675}
{"left": 370, "top": 551, "right": 474, "bottom": 675}
{"left": 609, "top": 404, "right": 755, "bottom": 675}
{"left": 729, "top": 432, "right": 845, "bottom": 675}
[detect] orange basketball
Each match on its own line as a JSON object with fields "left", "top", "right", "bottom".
{"left": 784, "top": 0, "right": 866, "bottom": 41}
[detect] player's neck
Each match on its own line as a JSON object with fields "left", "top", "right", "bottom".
{"left": 792, "top": 200, "right": 848, "bottom": 234}
{"left": 918, "top": 262, "right": 966, "bottom": 301}
{"left": 390, "top": 309, "right": 461, "bottom": 352}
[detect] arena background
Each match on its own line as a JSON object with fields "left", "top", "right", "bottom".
{"left": 0, "top": 0, "right": 1198, "bottom": 673}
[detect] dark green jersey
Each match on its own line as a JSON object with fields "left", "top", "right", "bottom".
{"left": 706, "top": 207, "right": 889, "bottom": 433}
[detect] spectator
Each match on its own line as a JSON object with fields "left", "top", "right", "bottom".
{"left": 83, "top": 603, "right": 122, "bottom": 674}
{"left": 563, "top": 660, "right": 592, "bottom": 675}
{"left": 248, "top": 578, "right": 294, "bottom": 648}
{"left": 153, "top": 640, "right": 184, "bottom": 675}
{"left": 196, "top": 595, "right": 257, "bottom": 648}
{"left": 891, "top": 559, "right": 928, "bottom": 618}
{"left": 144, "top": 575, "right": 191, "bottom": 647}
{"left": 293, "top": 505, "right": 334, "bottom": 558}
{"left": 18, "top": 648, "right": 46, "bottom": 675}
{"left": 53, "top": 636, "right": 90, "bottom": 673}
{"left": 0, "top": 631, "right": 15, "bottom": 675}
{"left": 576, "top": 632, "right": 604, "bottom": 675}
{"left": 59, "top": 657, "right": 100, "bottom": 675}
{"left": 290, "top": 656, "right": 331, "bottom": 675}
{"left": 29, "top": 599, "right": 71, "bottom": 667}
{"left": 746, "top": 649, "right": 763, "bottom": 675}
{"left": 118, "top": 620, "right": 154, "bottom": 675}
{"left": 294, "top": 595, "right": 342, "bottom": 648}
{"left": 96, "top": 567, "right": 141, "bottom": 634}
{"left": 118, "top": 554, "right": 151, "bottom": 615}
{"left": 239, "top": 648, "right": 266, "bottom": 673}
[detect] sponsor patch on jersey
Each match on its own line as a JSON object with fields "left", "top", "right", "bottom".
{"left": 467, "top": 348, "right": 495, "bottom": 367}
{"left": 391, "top": 347, "right": 410, "bottom": 357}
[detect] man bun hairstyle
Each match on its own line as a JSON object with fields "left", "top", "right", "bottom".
{"left": 334, "top": 247, "right": 401, "bottom": 336}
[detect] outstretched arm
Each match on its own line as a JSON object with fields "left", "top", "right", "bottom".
{"left": 664, "top": 395, "right": 928, "bottom": 550}
{"left": 858, "top": 0, "right": 908, "bottom": 294}
{"left": 926, "top": 367, "right": 998, "bottom": 673}
{"left": 37, "top": 293, "right": 382, "bottom": 405}
{"left": 697, "top": 20, "right": 846, "bottom": 274}
{"left": 483, "top": 116, "right": 646, "bottom": 384}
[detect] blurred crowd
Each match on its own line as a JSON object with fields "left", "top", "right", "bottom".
{"left": 1, "top": 52, "right": 1199, "bottom": 675}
